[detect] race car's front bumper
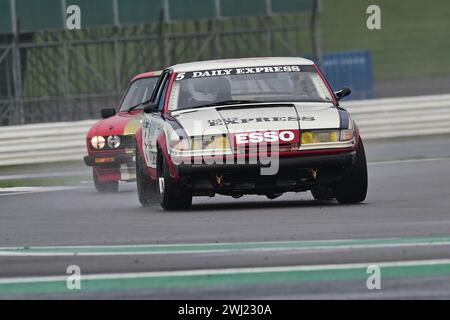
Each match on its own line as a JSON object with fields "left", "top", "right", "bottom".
{"left": 176, "top": 151, "right": 356, "bottom": 176}
{"left": 176, "top": 150, "right": 356, "bottom": 196}
{"left": 84, "top": 154, "right": 136, "bottom": 167}
{"left": 85, "top": 153, "right": 137, "bottom": 182}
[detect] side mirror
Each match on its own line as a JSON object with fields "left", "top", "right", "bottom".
{"left": 335, "top": 88, "right": 352, "bottom": 101}
{"left": 101, "top": 108, "right": 116, "bottom": 119}
{"left": 144, "top": 103, "right": 159, "bottom": 114}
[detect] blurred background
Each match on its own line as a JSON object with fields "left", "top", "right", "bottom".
{"left": 0, "top": 0, "right": 449, "bottom": 125}
{"left": 1, "top": 0, "right": 449, "bottom": 175}
{"left": 2, "top": 1, "right": 450, "bottom": 300}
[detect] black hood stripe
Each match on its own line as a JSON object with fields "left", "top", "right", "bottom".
{"left": 338, "top": 108, "right": 350, "bottom": 129}
{"left": 163, "top": 113, "right": 190, "bottom": 140}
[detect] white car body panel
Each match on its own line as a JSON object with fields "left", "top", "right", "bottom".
{"left": 172, "top": 108, "right": 228, "bottom": 137}
{"left": 171, "top": 102, "right": 341, "bottom": 137}
{"left": 217, "top": 105, "right": 300, "bottom": 133}
{"left": 142, "top": 57, "right": 356, "bottom": 165}
{"left": 293, "top": 103, "right": 341, "bottom": 130}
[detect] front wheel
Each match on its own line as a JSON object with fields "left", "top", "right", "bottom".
{"left": 93, "top": 169, "right": 119, "bottom": 193}
{"left": 157, "top": 153, "right": 192, "bottom": 211}
{"left": 136, "top": 150, "right": 158, "bottom": 207}
{"left": 333, "top": 138, "right": 368, "bottom": 204}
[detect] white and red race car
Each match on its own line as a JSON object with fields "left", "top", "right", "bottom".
{"left": 135, "top": 58, "right": 367, "bottom": 210}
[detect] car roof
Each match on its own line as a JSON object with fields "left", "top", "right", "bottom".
{"left": 131, "top": 70, "right": 162, "bottom": 82}
{"left": 170, "top": 57, "right": 314, "bottom": 73}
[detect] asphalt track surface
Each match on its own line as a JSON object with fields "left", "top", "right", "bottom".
{"left": 1, "top": 136, "right": 450, "bottom": 299}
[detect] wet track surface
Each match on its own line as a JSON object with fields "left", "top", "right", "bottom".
{"left": 1, "top": 136, "right": 450, "bottom": 299}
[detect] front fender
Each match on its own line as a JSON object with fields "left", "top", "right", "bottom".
{"left": 354, "top": 122, "right": 362, "bottom": 149}
{"left": 135, "top": 128, "right": 144, "bottom": 158}
{"left": 135, "top": 128, "right": 157, "bottom": 179}
{"left": 157, "top": 131, "right": 180, "bottom": 181}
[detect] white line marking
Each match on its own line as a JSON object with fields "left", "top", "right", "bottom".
{"left": 0, "top": 171, "right": 86, "bottom": 181}
{"left": 0, "top": 192, "right": 33, "bottom": 197}
{"left": 0, "top": 186, "right": 81, "bottom": 197}
{"left": 369, "top": 158, "right": 448, "bottom": 166}
{"left": 1, "top": 259, "right": 450, "bottom": 285}
{"left": 0, "top": 187, "right": 48, "bottom": 192}
{"left": 0, "top": 237, "right": 409, "bottom": 251}
{"left": 1, "top": 241, "right": 450, "bottom": 257}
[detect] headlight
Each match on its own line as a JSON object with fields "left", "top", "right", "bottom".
{"left": 340, "top": 129, "right": 355, "bottom": 141}
{"left": 301, "top": 130, "right": 355, "bottom": 145}
{"left": 107, "top": 135, "right": 121, "bottom": 149}
{"left": 170, "top": 137, "right": 190, "bottom": 152}
{"left": 91, "top": 136, "right": 106, "bottom": 149}
{"left": 301, "top": 130, "right": 340, "bottom": 145}
{"left": 191, "top": 135, "right": 230, "bottom": 151}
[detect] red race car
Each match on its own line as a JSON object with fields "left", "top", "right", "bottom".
{"left": 84, "top": 71, "right": 161, "bottom": 192}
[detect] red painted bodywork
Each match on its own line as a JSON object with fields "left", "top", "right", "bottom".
{"left": 313, "top": 64, "right": 338, "bottom": 106}
{"left": 163, "top": 73, "right": 176, "bottom": 113}
{"left": 157, "top": 131, "right": 180, "bottom": 180}
{"left": 87, "top": 112, "right": 144, "bottom": 183}
{"left": 132, "top": 71, "right": 162, "bottom": 82}
{"left": 135, "top": 129, "right": 144, "bottom": 159}
{"left": 135, "top": 129, "right": 157, "bottom": 179}
{"left": 86, "top": 71, "right": 162, "bottom": 182}
{"left": 87, "top": 111, "right": 143, "bottom": 143}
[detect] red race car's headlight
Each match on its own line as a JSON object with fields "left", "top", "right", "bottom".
{"left": 91, "top": 136, "right": 106, "bottom": 150}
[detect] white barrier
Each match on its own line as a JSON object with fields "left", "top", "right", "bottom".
{"left": 345, "top": 94, "right": 450, "bottom": 139}
{"left": 0, "top": 94, "right": 449, "bottom": 166}
{"left": 0, "top": 120, "right": 96, "bottom": 166}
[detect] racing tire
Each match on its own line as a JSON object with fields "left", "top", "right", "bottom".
{"left": 136, "top": 150, "right": 158, "bottom": 207}
{"left": 333, "top": 138, "right": 368, "bottom": 204}
{"left": 93, "top": 169, "right": 119, "bottom": 193}
{"left": 157, "top": 153, "right": 193, "bottom": 211}
{"left": 311, "top": 186, "right": 335, "bottom": 201}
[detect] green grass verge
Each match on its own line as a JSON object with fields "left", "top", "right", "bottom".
{"left": 17, "top": 1, "right": 450, "bottom": 101}
{"left": 0, "top": 176, "right": 87, "bottom": 188}
{"left": 0, "top": 161, "right": 86, "bottom": 175}
{"left": 321, "top": 0, "right": 450, "bottom": 80}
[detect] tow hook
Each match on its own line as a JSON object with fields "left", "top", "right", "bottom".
{"left": 216, "top": 174, "right": 224, "bottom": 187}
{"left": 311, "top": 168, "right": 319, "bottom": 179}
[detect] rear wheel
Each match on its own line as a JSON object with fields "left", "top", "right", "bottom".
{"left": 136, "top": 150, "right": 158, "bottom": 207}
{"left": 333, "top": 138, "right": 368, "bottom": 204}
{"left": 157, "top": 153, "right": 192, "bottom": 211}
{"left": 93, "top": 169, "right": 119, "bottom": 193}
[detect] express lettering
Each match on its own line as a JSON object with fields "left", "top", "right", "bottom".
{"left": 225, "top": 117, "right": 299, "bottom": 126}
{"left": 208, "top": 117, "right": 315, "bottom": 127}
{"left": 236, "top": 66, "right": 300, "bottom": 75}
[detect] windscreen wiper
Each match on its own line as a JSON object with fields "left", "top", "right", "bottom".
{"left": 127, "top": 99, "right": 152, "bottom": 113}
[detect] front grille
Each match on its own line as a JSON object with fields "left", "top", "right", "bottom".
{"left": 121, "top": 135, "right": 136, "bottom": 150}
{"left": 89, "top": 135, "right": 136, "bottom": 152}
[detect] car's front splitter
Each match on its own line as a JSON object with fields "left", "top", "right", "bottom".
{"left": 176, "top": 151, "right": 356, "bottom": 176}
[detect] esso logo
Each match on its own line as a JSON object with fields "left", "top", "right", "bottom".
{"left": 234, "top": 130, "right": 299, "bottom": 145}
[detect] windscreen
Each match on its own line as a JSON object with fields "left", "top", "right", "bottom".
{"left": 168, "top": 65, "right": 334, "bottom": 111}
{"left": 119, "top": 77, "right": 159, "bottom": 112}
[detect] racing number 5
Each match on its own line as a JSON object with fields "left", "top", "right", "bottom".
{"left": 175, "top": 73, "right": 185, "bottom": 81}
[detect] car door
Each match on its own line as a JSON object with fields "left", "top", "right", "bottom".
{"left": 143, "top": 71, "right": 171, "bottom": 171}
